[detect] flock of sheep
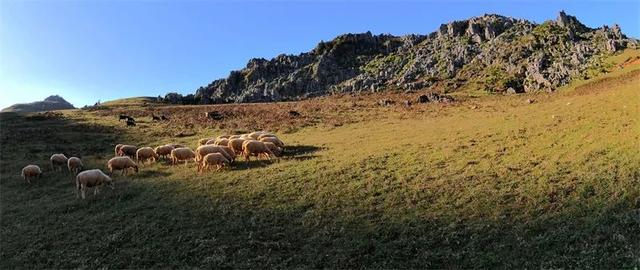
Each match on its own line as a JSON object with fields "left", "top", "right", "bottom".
{"left": 20, "top": 131, "right": 286, "bottom": 199}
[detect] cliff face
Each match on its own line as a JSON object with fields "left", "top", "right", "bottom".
{"left": 1, "top": 95, "right": 75, "bottom": 113}
{"left": 190, "top": 11, "right": 637, "bottom": 104}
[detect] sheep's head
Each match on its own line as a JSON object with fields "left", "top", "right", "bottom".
{"left": 133, "top": 165, "right": 139, "bottom": 173}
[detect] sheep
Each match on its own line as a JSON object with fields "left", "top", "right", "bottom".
{"left": 21, "top": 165, "right": 42, "bottom": 184}
{"left": 171, "top": 147, "right": 196, "bottom": 166}
{"left": 195, "top": 145, "right": 234, "bottom": 169}
{"left": 199, "top": 153, "right": 230, "bottom": 173}
{"left": 154, "top": 145, "right": 174, "bottom": 160}
{"left": 205, "top": 139, "right": 217, "bottom": 145}
{"left": 248, "top": 131, "right": 266, "bottom": 140}
{"left": 263, "top": 142, "right": 283, "bottom": 157}
{"left": 257, "top": 133, "right": 277, "bottom": 140}
{"left": 67, "top": 157, "right": 83, "bottom": 175}
{"left": 216, "top": 135, "right": 230, "bottom": 140}
{"left": 228, "top": 135, "right": 241, "bottom": 140}
{"left": 115, "top": 144, "right": 124, "bottom": 156}
{"left": 107, "top": 156, "right": 139, "bottom": 175}
{"left": 218, "top": 146, "right": 235, "bottom": 161}
{"left": 260, "top": 136, "right": 285, "bottom": 148}
{"left": 198, "top": 138, "right": 214, "bottom": 146}
{"left": 214, "top": 138, "right": 230, "bottom": 147}
{"left": 228, "top": 138, "right": 246, "bottom": 156}
{"left": 50, "top": 154, "right": 68, "bottom": 172}
{"left": 117, "top": 145, "right": 138, "bottom": 158}
{"left": 136, "top": 147, "right": 158, "bottom": 165}
{"left": 242, "top": 140, "right": 274, "bottom": 161}
{"left": 75, "top": 169, "right": 114, "bottom": 199}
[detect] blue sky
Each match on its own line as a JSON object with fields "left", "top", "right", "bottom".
{"left": 1, "top": 0, "right": 638, "bottom": 109}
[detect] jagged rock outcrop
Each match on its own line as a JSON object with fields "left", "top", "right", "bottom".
{"left": 186, "top": 12, "right": 637, "bottom": 104}
{"left": 1, "top": 95, "right": 75, "bottom": 113}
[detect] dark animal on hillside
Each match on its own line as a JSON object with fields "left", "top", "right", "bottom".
{"left": 118, "top": 114, "right": 130, "bottom": 121}
{"left": 126, "top": 116, "right": 136, "bottom": 122}
{"left": 152, "top": 114, "right": 161, "bottom": 121}
{"left": 205, "top": 111, "right": 224, "bottom": 120}
{"left": 288, "top": 110, "right": 301, "bottom": 118}
{"left": 378, "top": 99, "right": 395, "bottom": 106}
{"left": 126, "top": 119, "right": 136, "bottom": 127}
{"left": 403, "top": 100, "right": 412, "bottom": 108}
{"left": 161, "top": 115, "right": 169, "bottom": 121}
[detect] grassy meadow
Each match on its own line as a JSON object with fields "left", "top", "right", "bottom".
{"left": 1, "top": 50, "right": 639, "bottom": 268}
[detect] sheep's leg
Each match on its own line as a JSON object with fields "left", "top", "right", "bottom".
{"left": 81, "top": 187, "right": 86, "bottom": 199}
{"left": 94, "top": 187, "right": 99, "bottom": 195}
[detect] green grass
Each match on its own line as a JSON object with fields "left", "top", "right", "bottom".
{"left": 1, "top": 53, "right": 639, "bottom": 268}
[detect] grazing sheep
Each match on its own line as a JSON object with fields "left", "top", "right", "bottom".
{"left": 260, "top": 137, "right": 285, "bottom": 148}
{"left": 117, "top": 145, "right": 138, "bottom": 158}
{"left": 195, "top": 145, "right": 234, "bottom": 167}
{"left": 67, "top": 157, "right": 83, "bottom": 175}
{"left": 214, "top": 138, "right": 230, "bottom": 147}
{"left": 218, "top": 146, "right": 235, "bottom": 161}
{"left": 171, "top": 147, "right": 196, "bottom": 166}
{"left": 198, "top": 138, "right": 214, "bottom": 146}
{"left": 228, "top": 138, "right": 246, "bottom": 156}
{"left": 199, "top": 153, "right": 230, "bottom": 173}
{"left": 76, "top": 169, "right": 114, "bottom": 199}
{"left": 257, "top": 133, "right": 277, "bottom": 140}
{"left": 21, "top": 165, "right": 42, "bottom": 184}
{"left": 228, "top": 135, "right": 241, "bottom": 140}
{"left": 115, "top": 144, "right": 124, "bottom": 156}
{"left": 205, "top": 139, "right": 217, "bottom": 145}
{"left": 154, "top": 145, "right": 174, "bottom": 160}
{"left": 136, "top": 147, "right": 158, "bottom": 165}
{"left": 248, "top": 131, "right": 266, "bottom": 140}
{"left": 50, "top": 154, "right": 68, "bottom": 172}
{"left": 242, "top": 140, "right": 274, "bottom": 161}
{"left": 216, "top": 135, "right": 230, "bottom": 140}
{"left": 263, "top": 142, "right": 283, "bottom": 157}
{"left": 107, "top": 156, "right": 139, "bottom": 175}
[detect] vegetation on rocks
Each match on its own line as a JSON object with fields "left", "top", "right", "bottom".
{"left": 170, "top": 11, "right": 639, "bottom": 104}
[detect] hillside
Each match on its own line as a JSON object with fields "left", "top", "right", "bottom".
{"left": 170, "top": 11, "right": 639, "bottom": 104}
{"left": 1, "top": 95, "right": 75, "bottom": 113}
{"left": 1, "top": 50, "right": 639, "bottom": 268}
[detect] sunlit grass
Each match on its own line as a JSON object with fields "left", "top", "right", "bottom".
{"left": 1, "top": 50, "right": 639, "bottom": 268}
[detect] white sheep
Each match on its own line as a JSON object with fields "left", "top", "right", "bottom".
{"left": 199, "top": 153, "right": 230, "bottom": 173}
{"left": 50, "top": 154, "right": 68, "bottom": 172}
{"left": 67, "top": 157, "right": 83, "bottom": 175}
{"left": 248, "top": 131, "right": 266, "bottom": 140}
{"left": 195, "top": 145, "right": 234, "bottom": 170}
{"left": 198, "top": 138, "right": 214, "bottom": 146}
{"left": 21, "top": 165, "right": 42, "bottom": 184}
{"left": 154, "top": 145, "right": 174, "bottom": 160}
{"left": 136, "top": 147, "right": 158, "bottom": 165}
{"left": 228, "top": 138, "right": 246, "bottom": 156}
{"left": 263, "top": 142, "right": 283, "bottom": 157}
{"left": 75, "top": 169, "right": 114, "bottom": 199}
{"left": 107, "top": 156, "right": 139, "bottom": 175}
{"left": 214, "top": 138, "right": 230, "bottom": 147}
{"left": 260, "top": 136, "right": 285, "bottom": 148}
{"left": 171, "top": 147, "right": 196, "bottom": 166}
{"left": 242, "top": 140, "right": 274, "bottom": 161}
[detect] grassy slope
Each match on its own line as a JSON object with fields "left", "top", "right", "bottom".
{"left": 1, "top": 51, "right": 639, "bottom": 268}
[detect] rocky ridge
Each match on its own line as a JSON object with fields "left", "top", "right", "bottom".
{"left": 175, "top": 11, "right": 637, "bottom": 104}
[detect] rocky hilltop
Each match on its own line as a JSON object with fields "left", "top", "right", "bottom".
{"left": 1, "top": 95, "right": 75, "bottom": 113}
{"left": 174, "top": 11, "right": 637, "bottom": 104}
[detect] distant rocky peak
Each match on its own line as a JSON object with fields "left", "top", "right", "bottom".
{"left": 555, "top": 10, "right": 590, "bottom": 33}
{"left": 44, "top": 95, "right": 66, "bottom": 102}
{"left": 437, "top": 14, "right": 517, "bottom": 42}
